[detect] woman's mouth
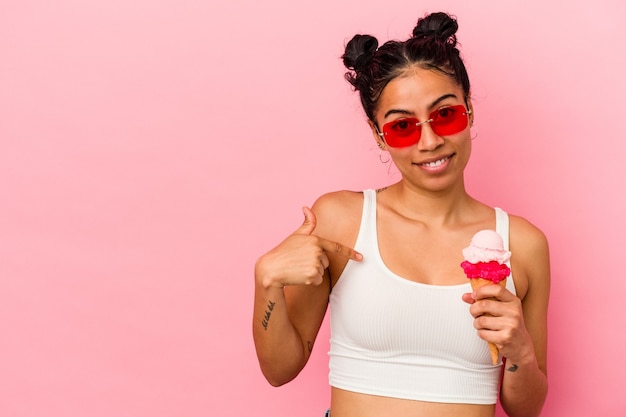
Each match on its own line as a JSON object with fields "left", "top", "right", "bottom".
{"left": 419, "top": 157, "right": 449, "bottom": 167}
{"left": 414, "top": 154, "right": 454, "bottom": 172}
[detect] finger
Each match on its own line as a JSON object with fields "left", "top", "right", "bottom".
{"left": 476, "top": 329, "right": 503, "bottom": 348}
{"left": 294, "top": 206, "right": 363, "bottom": 261}
{"left": 472, "top": 283, "right": 511, "bottom": 301}
{"left": 320, "top": 253, "right": 330, "bottom": 270}
{"left": 318, "top": 237, "right": 363, "bottom": 261}
{"left": 471, "top": 296, "right": 521, "bottom": 322}
{"left": 470, "top": 298, "right": 500, "bottom": 318}
{"left": 305, "top": 260, "right": 327, "bottom": 286}
{"left": 461, "top": 292, "right": 476, "bottom": 305}
{"left": 304, "top": 271, "right": 325, "bottom": 286}
{"left": 294, "top": 206, "right": 317, "bottom": 236}
{"left": 474, "top": 314, "right": 503, "bottom": 332}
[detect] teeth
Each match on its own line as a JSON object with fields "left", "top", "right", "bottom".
{"left": 422, "top": 157, "right": 447, "bottom": 167}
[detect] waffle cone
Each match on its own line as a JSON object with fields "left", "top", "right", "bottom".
{"left": 470, "top": 277, "right": 507, "bottom": 365}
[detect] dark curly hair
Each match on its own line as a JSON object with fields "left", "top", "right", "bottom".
{"left": 342, "top": 12, "right": 471, "bottom": 123}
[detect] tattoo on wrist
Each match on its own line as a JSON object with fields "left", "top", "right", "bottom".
{"left": 506, "top": 364, "right": 519, "bottom": 372}
{"left": 261, "top": 300, "right": 276, "bottom": 330}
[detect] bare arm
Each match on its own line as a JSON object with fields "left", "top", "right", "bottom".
{"left": 498, "top": 221, "right": 550, "bottom": 417}
{"left": 252, "top": 206, "right": 362, "bottom": 386}
{"left": 463, "top": 218, "right": 549, "bottom": 416}
{"left": 252, "top": 275, "right": 328, "bottom": 386}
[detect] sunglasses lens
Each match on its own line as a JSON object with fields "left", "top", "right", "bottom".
{"left": 382, "top": 118, "right": 421, "bottom": 148}
{"left": 381, "top": 105, "right": 469, "bottom": 148}
{"left": 430, "top": 105, "right": 468, "bottom": 136}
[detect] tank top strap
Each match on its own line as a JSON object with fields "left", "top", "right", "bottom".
{"left": 357, "top": 190, "right": 378, "bottom": 252}
{"left": 494, "top": 207, "right": 509, "bottom": 251}
{"left": 363, "top": 189, "right": 376, "bottom": 211}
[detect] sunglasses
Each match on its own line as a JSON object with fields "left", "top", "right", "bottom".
{"left": 376, "top": 104, "right": 472, "bottom": 148}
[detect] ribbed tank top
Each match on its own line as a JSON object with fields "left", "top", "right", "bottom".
{"left": 328, "top": 189, "right": 515, "bottom": 404}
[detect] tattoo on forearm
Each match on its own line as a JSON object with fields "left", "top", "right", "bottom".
{"left": 507, "top": 364, "right": 519, "bottom": 372}
{"left": 261, "top": 300, "right": 276, "bottom": 330}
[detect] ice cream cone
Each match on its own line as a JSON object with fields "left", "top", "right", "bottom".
{"left": 470, "top": 277, "right": 507, "bottom": 365}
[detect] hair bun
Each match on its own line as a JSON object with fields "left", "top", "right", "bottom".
{"left": 412, "top": 12, "right": 458, "bottom": 46}
{"left": 342, "top": 34, "right": 379, "bottom": 71}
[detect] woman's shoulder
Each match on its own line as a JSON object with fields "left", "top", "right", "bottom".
{"left": 312, "top": 189, "right": 365, "bottom": 214}
{"left": 310, "top": 190, "right": 365, "bottom": 239}
{"left": 507, "top": 213, "right": 549, "bottom": 255}
{"left": 507, "top": 212, "right": 550, "bottom": 298}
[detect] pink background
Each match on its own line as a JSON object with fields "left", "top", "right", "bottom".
{"left": 1, "top": 0, "right": 625, "bottom": 416}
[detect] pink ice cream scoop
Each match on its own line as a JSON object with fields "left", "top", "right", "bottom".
{"left": 460, "top": 230, "right": 511, "bottom": 284}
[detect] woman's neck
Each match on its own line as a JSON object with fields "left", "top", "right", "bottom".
{"left": 381, "top": 180, "right": 478, "bottom": 226}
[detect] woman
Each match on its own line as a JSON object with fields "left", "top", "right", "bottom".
{"left": 253, "top": 12, "right": 549, "bottom": 417}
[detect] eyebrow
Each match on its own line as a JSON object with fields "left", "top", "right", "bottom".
{"left": 383, "top": 93, "right": 459, "bottom": 119}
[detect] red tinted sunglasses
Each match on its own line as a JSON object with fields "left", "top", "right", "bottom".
{"left": 377, "top": 104, "right": 472, "bottom": 148}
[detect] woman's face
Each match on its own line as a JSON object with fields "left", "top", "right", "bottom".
{"left": 370, "top": 67, "right": 473, "bottom": 194}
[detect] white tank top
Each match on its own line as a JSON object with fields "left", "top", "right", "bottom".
{"left": 328, "top": 189, "right": 515, "bottom": 404}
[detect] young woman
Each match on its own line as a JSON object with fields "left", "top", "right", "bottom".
{"left": 253, "top": 12, "right": 549, "bottom": 417}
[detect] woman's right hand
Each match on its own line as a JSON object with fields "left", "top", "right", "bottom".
{"left": 255, "top": 206, "right": 363, "bottom": 289}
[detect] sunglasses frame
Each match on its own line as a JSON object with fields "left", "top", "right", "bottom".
{"left": 375, "top": 104, "right": 472, "bottom": 148}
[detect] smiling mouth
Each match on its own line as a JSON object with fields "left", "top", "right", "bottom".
{"left": 417, "top": 155, "right": 452, "bottom": 167}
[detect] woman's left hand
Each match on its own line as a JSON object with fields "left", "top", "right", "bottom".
{"left": 462, "top": 285, "right": 535, "bottom": 363}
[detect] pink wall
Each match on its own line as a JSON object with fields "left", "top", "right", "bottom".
{"left": 2, "top": 0, "right": 625, "bottom": 416}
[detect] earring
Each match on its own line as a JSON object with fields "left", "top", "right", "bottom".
{"left": 377, "top": 141, "right": 391, "bottom": 163}
{"left": 470, "top": 124, "right": 478, "bottom": 140}
{"left": 379, "top": 150, "right": 391, "bottom": 164}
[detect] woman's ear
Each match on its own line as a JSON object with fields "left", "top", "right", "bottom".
{"left": 368, "top": 119, "right": 387, "bottom": 150}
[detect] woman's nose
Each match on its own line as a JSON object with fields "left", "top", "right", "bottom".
{"left": 417, "top": 122, "right": 444, "bottom": 151}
